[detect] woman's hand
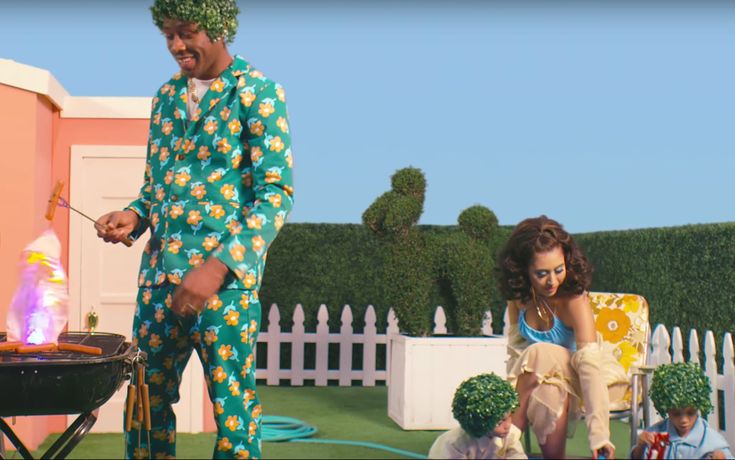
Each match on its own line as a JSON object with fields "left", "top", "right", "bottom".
{"left": 595, "top": 443, "right": 615, "bottom": 459}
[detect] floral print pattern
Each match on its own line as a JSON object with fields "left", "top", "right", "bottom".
{"left": 126, "top": 55, "right": 293, "bottom": 293}
{"left": 127, "top": 287, "right": 262, "bottom": 459}
{"left": 125, "top": 56, "right": 287, "bottom": 460}
{"left": 588, "top": 292, "right": 650, "bottom": 411}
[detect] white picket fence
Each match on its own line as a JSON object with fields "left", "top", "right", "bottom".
{"left": 255, "top": 304, "right": 735, "bottom": 444}
{"left": 255, "top": 303, "right": 495, "bottom": 386}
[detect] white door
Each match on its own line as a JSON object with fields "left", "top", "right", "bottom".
{"left": 69, "top": 145, "right": 203, "bottom": 433}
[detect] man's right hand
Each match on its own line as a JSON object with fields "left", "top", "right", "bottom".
{"left": 95, "top": 210, "right": 139, "bottom": 244}
{"left": 637, "top": 431, "right": 656, "bottom": 448}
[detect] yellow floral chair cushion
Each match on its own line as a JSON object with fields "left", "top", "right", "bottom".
{"left": 588, "top": 292, "right": 650, "bottom": 411}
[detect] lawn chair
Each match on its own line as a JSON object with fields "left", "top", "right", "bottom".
{"left": 522, "top": 291, "right": 652, "bottom": 454}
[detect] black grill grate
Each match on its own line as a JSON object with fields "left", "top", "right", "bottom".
{"left": 0, "top": 331, "right": 127, "bottom": 364}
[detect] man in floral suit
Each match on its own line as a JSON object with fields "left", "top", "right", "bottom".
{"left": 96, "top": 1, "right": 293, "bottom": 458}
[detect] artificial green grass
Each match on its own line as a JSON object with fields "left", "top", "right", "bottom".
{"left": 31, "top": 386, "right": 632, "bottom": 459}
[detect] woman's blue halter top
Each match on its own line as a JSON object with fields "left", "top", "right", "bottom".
{"left": 518, "top": 308, "right": 577, "bottom": 351}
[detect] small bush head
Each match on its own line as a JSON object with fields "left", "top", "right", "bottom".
{"left": 452, "top": 373, "right": 519, "bottom": 438}
{"left": 151, "top": 0, "right": 240, "bottom": 44}
{"left": 391, "top": 167, "right": 426, "bottom": 200}
{"left": 458, "top": 206, "right": 498, "bottom": 241}
{"left": 650, "top": 362, "right": 713, "bottom": 417}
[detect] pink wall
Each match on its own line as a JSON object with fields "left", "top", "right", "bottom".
{"left": 1, "top": 82, "right": 215, "bottom": 452}
{"left": 0, "top": 85, "right": 63, "bottom": 452}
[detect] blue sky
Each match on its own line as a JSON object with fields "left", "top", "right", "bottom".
{"left": 2, "top": 0, "right": 734, "bottom": 233}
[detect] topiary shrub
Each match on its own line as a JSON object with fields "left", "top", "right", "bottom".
{"left": 362, "top": 167, "right": 434, "bottom": 336}
{"left": 440, "top": 206, "right": 499, "bottom": 335}
{"left": 452, "top": 373, "right": 519, "bottom": 438}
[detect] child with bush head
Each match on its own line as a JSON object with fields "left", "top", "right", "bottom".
{"left": 429, "top": 373, "right": 527, "bottom": 459}
{"left": 631, "top": 362, "right": 733, "bottom": 459}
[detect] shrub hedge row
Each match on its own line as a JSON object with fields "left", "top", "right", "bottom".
{"left": 260, "top": 221, "right": 735, "bottom": 340}
{"left": 576, "top": 222, "right": 735, "bottom": 344}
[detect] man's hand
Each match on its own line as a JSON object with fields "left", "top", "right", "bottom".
{"left": 637, "top": 431, "right": 656, "bottom": 448}
{"left": 96, "top": 210, "right": 139, "bottom": 244}
{"left": 709, "top": 450, "right": 727, "bottom": 460}
{"left": 630, "top": 431, "right": 656, "bottom": 459}
{"left": 171, "top": 257, "right": 229, "bottom": 317}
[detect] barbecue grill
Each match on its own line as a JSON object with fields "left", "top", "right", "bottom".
{"left": 0, "top": 331, "right": 141, "bottom": 459}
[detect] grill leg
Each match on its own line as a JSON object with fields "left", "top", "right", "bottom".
{"left": 0, "top": 418, "right": 33, "bottom": 460}
{"left": 41, "top": 410, "right": 98, "bottom": 459}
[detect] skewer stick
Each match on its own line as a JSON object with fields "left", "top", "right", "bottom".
{"left": 45, "top": 180, "right": 134, "bottom": 247}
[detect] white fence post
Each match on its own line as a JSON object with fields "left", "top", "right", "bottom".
{"left": 672, "top": 327, "right": 684, "bottom": 363}
{"left": 481, "top": 310, "right": 494, "bottom": 336}
{"left": 386, "top": 308, "right": 399, "bottom": 387}
{"left": 339, "top": 306, "right": 354, "bottom": 386}
{"left": 362, "top": 305, "right": 378, "bottom": 387}
{"left": 290, "top": 304, "right": 305, "bottom": 386}
{"left": 705, "top": 330, "right": 719, "bottom": 429}
{"left": 689, "top": 329, "right": 700, "bottom": 364}
{"left": 266, "top": 304, "right": 281, "bottom": 386}
{"left": 723, "top": 333, "right": 735, "bottom": 447}
{"left": 650, "top": 324, "right": 672, "bottom": 367}
{"left": 315, "top": 305, "right": 329, "bottom": 386}
{"left": 433, "top": 306, "right": 447, "bottom": 334}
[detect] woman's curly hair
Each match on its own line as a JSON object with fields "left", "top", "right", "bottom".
{"left": 151, "top": 0, "right": 240, "bottom": 44}
{"left": 495, "top": 215, "right": 592, "bottom": 302}
{"left": 650, "top": 362, "right": 713, "bottom": 417}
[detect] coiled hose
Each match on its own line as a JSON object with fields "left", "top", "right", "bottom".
{"left": 262, "top": 415, "right": 427, "bottom": 459}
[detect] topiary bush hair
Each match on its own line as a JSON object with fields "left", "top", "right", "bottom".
{"left": 452, "top": 373, "right": 519, "bottom": 438}
{"left": 650, "top": 362, "right": 713, "bottom": 417}
{"left": 151, "top": 0, "right": 240, "bottom": 44}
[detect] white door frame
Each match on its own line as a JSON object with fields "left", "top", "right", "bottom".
{"left": 68, "top": 144, "right": 203, "bottom": 433}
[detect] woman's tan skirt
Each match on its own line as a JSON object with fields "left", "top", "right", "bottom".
{"left": 507, "top": 342, "right": 629, "bottom": 446}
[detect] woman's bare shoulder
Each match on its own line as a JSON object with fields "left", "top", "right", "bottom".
{"left": 506, "top": 299, "right": 523, "bottom": 323}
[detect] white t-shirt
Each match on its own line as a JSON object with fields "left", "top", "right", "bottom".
{"left": 187, "top": 77, "right": 216, "bottom": 119}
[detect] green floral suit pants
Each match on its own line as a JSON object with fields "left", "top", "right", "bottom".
{"left": 126, "top": 285, "right": 262, "bottom": 459}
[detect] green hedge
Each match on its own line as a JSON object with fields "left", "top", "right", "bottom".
{"left": 576, "top": 222, "right": 735, "bottom": 345}
{"left": 260, "top": 222, "right": 735, "bottom": 339}
{"left": 259, "top": 223, "right": 511, "bottom": 334}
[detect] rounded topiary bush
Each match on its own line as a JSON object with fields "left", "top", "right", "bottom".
{"left": 362, "top": 166, "right": 433, "bottom": 336}
{"left": 452, "top": 373, "right": 519, "bottom": 438}
{"left": 391, "top": 167, "right": 426, "bottom": 200}
{"left": 650, "top": 362, "right": 713, "bottom": 417}
{"left": 458, "top": 206, "right": 498, "bottom": 242}
{"left": 441, "top": 205, "right": 498, "bottom": 335}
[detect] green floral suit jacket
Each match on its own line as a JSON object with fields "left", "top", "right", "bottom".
{"left": 126, "top": 55, "right": 294, "bottom": 292}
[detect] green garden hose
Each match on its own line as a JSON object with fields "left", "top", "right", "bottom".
{"left": 262, "top": 415, "right": 427, "bottom": 459}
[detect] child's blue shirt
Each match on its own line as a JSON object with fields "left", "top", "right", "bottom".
{"left": 632, "top": 416, "right": 733, "bottom": 459}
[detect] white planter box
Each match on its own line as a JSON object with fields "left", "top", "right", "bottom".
{"left": 388, "top": 334, "right": 509, "bottom": 430}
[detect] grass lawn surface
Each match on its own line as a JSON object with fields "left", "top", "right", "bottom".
{"left": 30, "top": 386, "right": 631, "bottom": 459}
